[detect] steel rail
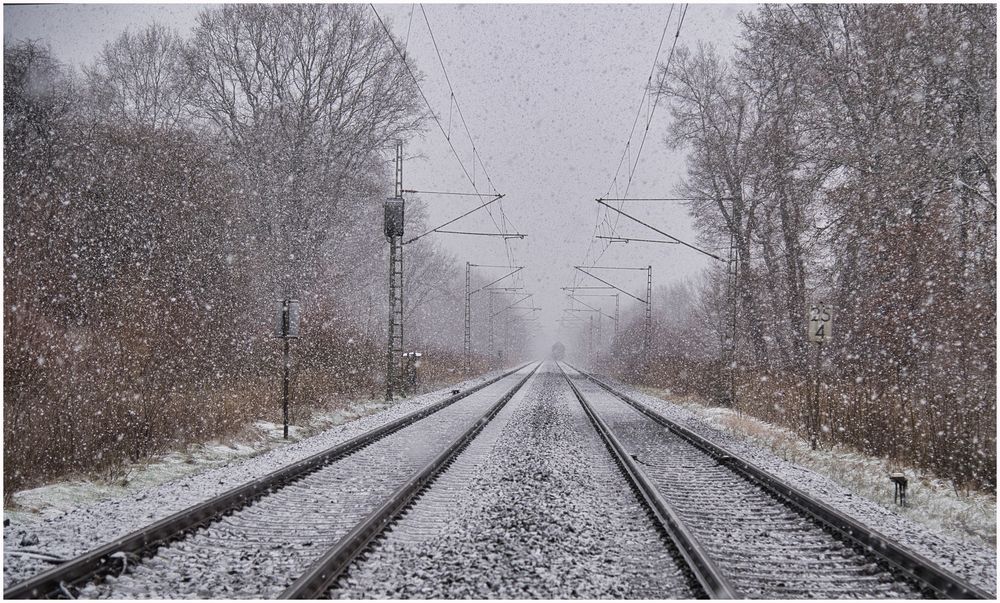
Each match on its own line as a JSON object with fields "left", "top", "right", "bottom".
{"left": 4, "top": 364, "right": 531, "bottom": 600}
{"left": 280, "top": 362, "right": 541, "bottom": 598}
{"left": 558, "top": 364, "right": 738, "bottom": 599}
{"left": 570, "top": 364, "right": 994, "bottom": 600}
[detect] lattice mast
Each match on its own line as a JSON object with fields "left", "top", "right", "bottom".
{"left": 488, "top": 290, "right": 496, "bottom": 365}
{"left": 726, "top": 233, "right": 739, "bottom": 406}
{"left": 385, "top": 142, "right": 405, "bottom": 401}
{"left": 645, "top": 266, "right": 652, "bottom": 351}
{"left": 464, "top": 262, "right": 471, "bottom": 372}
{"left": 615, "top": 294, "right": 620, "bottom": 337}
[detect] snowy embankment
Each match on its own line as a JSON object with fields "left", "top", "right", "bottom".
{"left": 2, "top": 370, "right": 507, "bottom": 589}
{"left": 605, "top": 379, "right": 997, "bottom": 595}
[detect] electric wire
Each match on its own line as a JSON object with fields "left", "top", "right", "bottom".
{"left": 370, "top": 5, "right": 509, "bottom": 240}
{"left": 576, "top": 5, "right": 680, "bottom": 290}
{"left": 370, "top": 3, "right": 522, "bottom": 283}
{"left": 573, "top": 5, "right": 687, "bottom": 298}
{"left": 418, "top": 4, "right": 523, "bottom": 265}
{"left": 417, "top": 4, "right": 536, "bottom": 333}
{"left": 568, "top": 4, "right": 690, "bottom": 333}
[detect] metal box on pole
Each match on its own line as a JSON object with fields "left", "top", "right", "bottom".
{"left": 384, "top": 199, "right": 405, "bottom": 238}
{"left": 274, "top": 299, "right": 301, "bottom": 339}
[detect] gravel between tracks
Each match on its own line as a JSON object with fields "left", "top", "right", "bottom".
{"left": 333, "top": 362, "right": 695, "bottom": 599}
{"left": 2, "top": 369, "right": 510, "bottom": 590}
{"left": 591, "top": 371, "right": 997, "bottom": 596}
{"left": 84, "top": 368, "right": 533, "bottom": 598}
{"left": 569, "top": 368, "right": 923, "bottom": 599}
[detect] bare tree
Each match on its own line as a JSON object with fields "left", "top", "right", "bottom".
{"left": 86, "top": 23, "right": 191, "bottom": 131}
{"left": 638, "top": 4, "right": 996, "bottom": 489}
{"left": 185, "top": 4, "right": 424, "bottom": 296}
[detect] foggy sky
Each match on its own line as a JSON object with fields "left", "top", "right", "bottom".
{"left": 4, "top": 2, "right": 751, "bottom": 352}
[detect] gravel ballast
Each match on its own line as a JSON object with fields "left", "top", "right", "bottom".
{"left": 333, "top": 362, "right": 694, "bottom": 599}
{"left": 2, "top": 369, "right": 511, "bottom": 589}
{"left": 591, "top": 370, "right": 997, "bottom": 596}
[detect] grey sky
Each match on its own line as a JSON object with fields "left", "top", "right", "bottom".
{"left": 4, "top": 2, "right": 752, "bottom": 349}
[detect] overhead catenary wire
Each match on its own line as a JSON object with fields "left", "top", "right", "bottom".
{"left": 566, "top": 0, "right": 687, "bottom": 340}
{"left": 418, "top": 3, "right": 524, "bottom": 269}
{"left": 599, "top": 3, "right": 690, "bottom": 257}
{"left": 614, "top": 4, "right": 689, "bottom": 204}
{"left": 575, "top": 4, "right": 690, "bottom": 295}
{"left": 403, "top": 3, "right": 415, "bottom": 57}
{"left": 373, "top": 3, "right": 535, "bottom": 325}
{"left": 370, "top": 4, "right": 520, "bottom": 269}
{"left": 602, "top": 4, "right": 689, "bottom": 247}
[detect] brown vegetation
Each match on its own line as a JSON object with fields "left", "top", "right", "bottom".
{"left": 3, "top": 6, "right": 496, "bottom": 502}
{"left": 609, "top": 4, "right": 996, "bottom": 492}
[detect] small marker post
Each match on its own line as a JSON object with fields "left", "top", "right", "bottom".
{"left": 274, "top": 299, "right": 301, "bottom": 439}
{"left": 807, "top": 303, "right": 833, "bottom": 450}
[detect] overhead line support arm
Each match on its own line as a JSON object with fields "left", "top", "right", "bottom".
{"left": 575, "top": 267, "right": 647, "bottom": 304}
{"left": 567, "top": 295, "right": 618, "bottom": 322}
{"left": 472, "top": 266, "right": 524, "bottom": 296}
{"left": 596, "top": 199, "right": 724, "bottom": 262}
{"left": 405, "top": 195, "right": 505, "bottom": 245}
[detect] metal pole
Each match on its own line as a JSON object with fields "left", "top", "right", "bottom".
{"left": 811, "top": 341, "right": 822, "bottom": 450}
{"left": 281, "top": 299, "right": 290, "bottom": 439}
{"left": 283, "top": 336, "right": 290, "bottom": 439}
{"left": 386, "top": 240, "right": 396, "bottom": 401}
{"left": 730, "top": 236, "right": 739, "bottom": 409}
{"left": 385, "top": 142, "right": 404, "bottom": 402}
{"left": 589, "top": 315, "right": 594, "bottom": 364}
{"left": 615, "top": 294, "right": 620, "bottom": 337}
{"left": 645, "top": 266, "right": 652, "bottom": 352}
{"left": 396, "top": 142, "right": 405, "bottom": 397}
{"left": 464, "top": 262, "right": 471, "bottom": 373}
{"left": 597, "top": 312, "right": 602, "bottom": 367}
{"left": 503, "top": 306, "right": 509, "bottom": 367}
{"left": 488, "top": 291, "right": 495, "bottom": 367}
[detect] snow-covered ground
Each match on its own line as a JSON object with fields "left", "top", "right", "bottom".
{"left": 2, "top": 370, "right": 509, "bottom": 589}
{"left": 334, "top": 364, "right": 692, "bottom": 599}
{"left": 7, "top": 403, "right": 388, "bottom": 518}
{"left": 638, "top": 386, "right": 997, "bottom": 553}
{"left": 598, "top": 378, "right": 996, "bottom": 595}
{"left": 4, "top": 364, "right": 995, "bottom": 597}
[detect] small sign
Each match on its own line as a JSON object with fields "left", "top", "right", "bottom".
{"left": 808, "top": 303, "right": 832, "bottom": 342}
{"left": 274, "top": 299, "right": 301, "bottom": 338}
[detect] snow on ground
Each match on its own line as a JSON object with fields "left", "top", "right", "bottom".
{"left": 8, "top": 401, "right": 387, "bottom": 518}
{"left": 599, "top": 377, "right": 997, "bottom": 595}
{"left": 2, "top": 369, "right": 508, "bottom": 589}
{"left": 638, "top": 386, "right": 996, "bottom": 552}
{"left": 335, "top": 364, "right": 692, "bottom": 599}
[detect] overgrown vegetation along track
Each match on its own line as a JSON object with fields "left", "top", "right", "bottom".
{"left": 562, "top": 363, "right": 993, "bottom": 600}
{"left": 3, "top": 364, "right": 534, "bottom": 599}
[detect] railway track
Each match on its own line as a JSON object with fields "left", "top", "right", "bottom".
{"left": 560, "top": 362, "right": 993, "bottom": 600}
{"left": 4, "top": 363, "right": 537, "bottom": 599}
{"left": 327, "top": 362, "right": 699, "bottom": 599}
{"left": 6, "top": 360, "right": 990, "bottom": 599}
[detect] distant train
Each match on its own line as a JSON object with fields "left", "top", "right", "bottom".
{"left": 551, "top": 342, "right": 566, "bottom": 361}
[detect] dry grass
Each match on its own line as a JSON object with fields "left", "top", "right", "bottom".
{"left": 643, "top": 387, "right": 997, "bottom": 550}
